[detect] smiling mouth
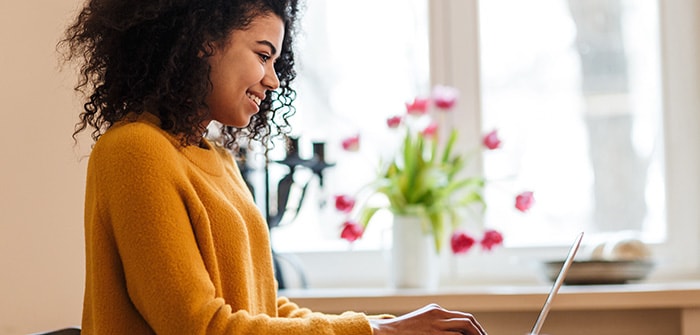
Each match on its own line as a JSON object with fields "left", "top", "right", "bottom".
{"left": 246, "top": 92, "right": 262, "bottom": 106}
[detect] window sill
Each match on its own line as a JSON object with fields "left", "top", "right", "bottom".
{"left": 281, "top": 281, "right": 700, "bottom": 335}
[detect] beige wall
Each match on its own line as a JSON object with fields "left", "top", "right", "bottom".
{"left": 0, "top": 1, "right": 87, "bottom": 334}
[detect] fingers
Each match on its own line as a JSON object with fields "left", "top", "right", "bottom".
{"left": 421, "top": 305, "right": 487, "bottom": 335}
{"left": 439, "top": 317, "right": 488, "bottom": 335}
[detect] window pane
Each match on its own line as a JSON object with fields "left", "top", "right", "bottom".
{"left": 479, "top": 0, "right": 665, "bottom": 246}
{"left": 269, "top": 0, "right": 430, "bottom": 252}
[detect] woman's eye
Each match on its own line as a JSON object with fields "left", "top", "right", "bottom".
{"left": 258, "top": 53, "right": 271, "bottom": 63}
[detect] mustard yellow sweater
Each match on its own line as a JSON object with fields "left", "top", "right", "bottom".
{"left": 82, "top": 113, "right": 372, "bottom": 334}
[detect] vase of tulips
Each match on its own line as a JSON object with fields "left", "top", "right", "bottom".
{"left": 334, "top": 85, "right": 534, "bottom": 289}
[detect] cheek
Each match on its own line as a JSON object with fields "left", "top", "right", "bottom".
{"left": 218, "top": 65, "right": 262, "bottom": 95}
{"left": 211, "top": 72, "right": 242, "bottom": 102}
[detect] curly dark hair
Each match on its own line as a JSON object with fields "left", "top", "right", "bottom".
{"left": 59, "top": 0, "right": 300, "bottom": 150}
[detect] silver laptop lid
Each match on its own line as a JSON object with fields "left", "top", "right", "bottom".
{"left": 529, "top": 232, "right": 584, "bottom": 335}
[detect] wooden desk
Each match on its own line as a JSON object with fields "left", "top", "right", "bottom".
{"left": 281, "top": 282, "right": 700, "bottom": 335}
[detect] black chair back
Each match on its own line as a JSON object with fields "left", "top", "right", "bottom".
{"left": 29, "top": 327, "right": 80, "bottom": 335}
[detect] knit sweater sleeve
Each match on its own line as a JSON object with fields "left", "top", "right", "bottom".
{"left": 84, "top": 121, "right": 373, "bottom": 335}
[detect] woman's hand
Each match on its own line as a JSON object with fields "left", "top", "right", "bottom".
{"left": 369, "top": 304, "right": 487, "bottom": 335}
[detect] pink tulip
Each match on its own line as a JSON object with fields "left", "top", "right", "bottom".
{"left": 515, "top": 191, "right": 535, "bottom": 212}
{"left": 450, "top": 230, "right": 476, "bottom": 254}
{"left": 432, "top": 85, "right": 459, "bottom": 110}
{"left": 421, "top": 121, "right": 439, "bottom": 139}
{"left": 334, "top": 194, "right": 355, "bottom": 213}
{"left": 405, "top": 97, "right": 430, "bottom": 115}
{"left": 340, "top": 221, "right": 364, "bottom": 242}
{"left": 341, "top": 134, "right": 360, "bottom": 152}
{"left": 480, "top": 229, "right": 504, "bottom": 251}
{"left": 483, "top": 129, "right": 501, "bottom": 150}
{"left": 386, "top": 115, "right": 403, "bottom": 129}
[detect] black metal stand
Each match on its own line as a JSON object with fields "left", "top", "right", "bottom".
{"left": 239, "top": 137, "right": 334, "bottom": 289}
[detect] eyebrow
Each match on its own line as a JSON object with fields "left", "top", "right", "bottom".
{"left": 256, "top": 40, "right": 278, "bottom": 56}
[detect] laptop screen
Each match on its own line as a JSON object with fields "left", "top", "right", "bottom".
{"left": 529, "top": 232, "right": 584, "bottom": 335}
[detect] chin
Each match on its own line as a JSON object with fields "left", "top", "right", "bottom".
{"left": 224, "top": 121, "right": 251, "bottom": 129}
{"left": 215, "top": 116, "right": 253, "bottom": 129}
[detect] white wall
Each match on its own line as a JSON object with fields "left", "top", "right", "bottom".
{"left": 0, "top": 1, "right": 87, "bottom": 334}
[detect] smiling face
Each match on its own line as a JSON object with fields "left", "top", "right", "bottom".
{"left": 204, "top": 14, "right": 284, "bottom": 128}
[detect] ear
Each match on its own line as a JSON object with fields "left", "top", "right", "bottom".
{"left": 199, "top": 41, "right": 217, "bottom": 58}
{"left": 200, "top": 32, "right": 230, "bottom": 58}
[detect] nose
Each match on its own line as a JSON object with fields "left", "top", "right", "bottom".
{"left": 262, "top": 65, "right": 280, "bottom": 90}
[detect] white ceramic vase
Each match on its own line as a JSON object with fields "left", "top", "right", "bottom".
{"left": 389, "top": 215, "right": 440, "bottom": 290}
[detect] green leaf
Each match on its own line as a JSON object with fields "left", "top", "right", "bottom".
{"left": 451, "top": 176, "right": 483, "bottom": 190}
{"left": 358, "top": 207, "right": 382, "bottom": 228}
{"left": 441, "top": 129, "right": 458, "bottom": 164}
{"left": 428, "top": 211, "right": 445, "bottom": 253}
{"left": 429, "top": 134, "right": 438, "bottom": 165}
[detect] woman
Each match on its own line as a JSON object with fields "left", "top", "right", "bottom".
{"left": 61, "top": 0, "right": 487, "bottom": 334}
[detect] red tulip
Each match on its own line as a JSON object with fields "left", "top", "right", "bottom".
{"left": 341, "top": 134, "right": 360, "bottom": 152}
{"left": 405, "top": 97, "right": 429, "bottom": 115}
{"left": 432, "top": 85, "right": 459, "bottom": 110}
{"left": 515, "top": 191, "right": 535, "bottom": 212}
{"left": 480, "top": 229, "right": 504, "bottom": 251}
{"left": 421, "top": 121, "right": 439, "bottom": 139}
{"left": 450, "top": 230, "right": 476, "bottom": 254}
{"left": 340, "top": 221, "right": 364, "bottom": 242}
{"left": 334, "top": 194, "right": 355, "bottom": 213}
{"left": 483, "top": 129, "right": 501, "bottom": 150}
{"left": 387, "top": 115, "right": 403, "bottom": 129}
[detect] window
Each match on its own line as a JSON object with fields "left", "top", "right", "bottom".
{"left": 479, "top": 0, "right": 665, "bottom": 247}
{"left": 262, "top": 0, "right": 700, "bottom": 288}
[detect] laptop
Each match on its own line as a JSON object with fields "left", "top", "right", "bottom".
{"left": 528, "top": 232, "right": 584, "bottom": 335}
